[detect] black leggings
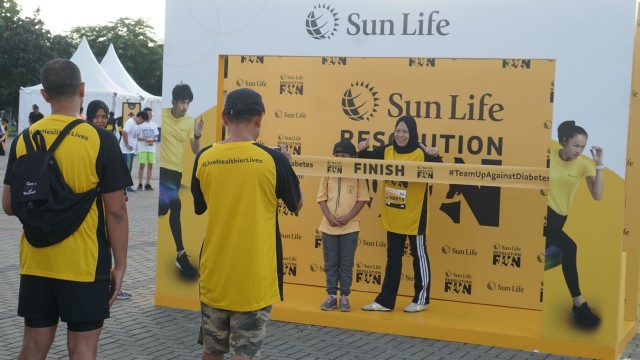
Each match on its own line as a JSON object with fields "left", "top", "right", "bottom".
{"left": 159, "top": 168, "right": 184, "bottom": 252}
{"left": 545, "top": 207, "right": 581, "bottom": 297}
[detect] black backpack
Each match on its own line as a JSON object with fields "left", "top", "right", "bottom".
{"left": 10, "top": 119, "right": 101, "bottom": 247}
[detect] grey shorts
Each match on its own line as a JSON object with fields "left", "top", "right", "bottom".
{"left": 198, "top": 302, "right": 272, "bottom": 358}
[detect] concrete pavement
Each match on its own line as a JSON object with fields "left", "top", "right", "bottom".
{"left": 0, "top": 136, "right": 638, "bottom": 360}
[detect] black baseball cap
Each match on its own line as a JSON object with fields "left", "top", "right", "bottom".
{"left": 223, "top": 88, "right": 265, "bottom": 116}
{"left": 333, "top": 140, "right": 356, "bottom": 156}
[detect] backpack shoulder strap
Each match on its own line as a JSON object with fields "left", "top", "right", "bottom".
{"left": 47, "top": 119, "right": 86, "bottom": 154}
{"left": 20, "top": 128, "right": 36, "bottom": 154}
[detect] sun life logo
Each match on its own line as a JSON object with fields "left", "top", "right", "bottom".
{"left": 306, "top": 4, "right": 339, "bottom": 40}
{"left": 342, "top": 82, "right": 380, "bottom": 121}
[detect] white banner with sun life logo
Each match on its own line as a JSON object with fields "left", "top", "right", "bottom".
{"left": 223, "top": 55, "right": 554, "bottom": 310}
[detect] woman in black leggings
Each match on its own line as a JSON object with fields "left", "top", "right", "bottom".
{"left": 546, "top": 120, "right": 603, "bottom": 327}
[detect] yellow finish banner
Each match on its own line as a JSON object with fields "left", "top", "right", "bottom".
{"left": 291, "top": 155, "right": 549, "bottom": 188}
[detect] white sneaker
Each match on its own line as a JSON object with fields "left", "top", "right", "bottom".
{"left": 361, "top": 302, "right": 391, "bottom": 311}
{"left": 403, "top": 302, "right": 428, "bottom": 312}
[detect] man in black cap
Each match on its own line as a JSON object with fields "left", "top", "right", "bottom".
{"left": 191, "top": 87, "right": 302, "bottom": 360}
{"left": 28, "top": 104, "right": 44, "bottom": 125}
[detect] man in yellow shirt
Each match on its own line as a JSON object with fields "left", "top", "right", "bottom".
{"left": 192, "top": 88, "right": 302, "bottom": 359}
{"left": 2, "top": 58, "right": 131, "bottom": 359}
{"left": 159, "top": 83, "right": 204, "bottom": 277}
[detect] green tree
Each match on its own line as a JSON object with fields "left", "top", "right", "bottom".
{"left": 0, "top": 0, "right": 20, "bottom": 32}
{"left": 50, "top": 34, "right": 78, "bottom": 59}
{"left": 70, "top": 18, "right": 163, "bottom": 96}
{"left": 0, "top": 0, "right": 75, "bottom": 122}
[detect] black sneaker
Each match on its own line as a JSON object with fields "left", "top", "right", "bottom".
{"left": 572, "top": 302, "right": 601, "bottom": 327}
{"left": 145, "top": 183, "right": 154, "bottom": 191}
{"left": 176, "top": 252, "right": 197, "bottom": 277}
{"left": 137, "top": 184, "right": 143, "bottom": 191}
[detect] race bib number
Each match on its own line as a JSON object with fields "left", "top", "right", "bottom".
{"left": 385, "top": 187, "right": 406, "bottom": 209}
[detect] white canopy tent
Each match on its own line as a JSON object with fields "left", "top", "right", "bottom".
{"left": 100, "top": 44, "right": 163, "bottom": 126}
{"left": 18, "top": 37, "right": 142, "bottom": 133}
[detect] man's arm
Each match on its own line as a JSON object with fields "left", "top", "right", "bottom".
{"left": 122, "top": 131, "right": 133, "bottom": 151}
{"left": 189, "top": 137, "right": 201, "bottom": 154}
{"left": 191, "top": 147, "right": 209, "bottom": 215}
{"left": 2, "top": 139, "right": 18, "bottom": 216}
{"left": 189, "top": 116, "right": 204, "bottom": 154}
{"left": 2, "top": 185, "right": 13, "bottom": 215}
{"left": 102, "top": 190, "right": 129, "bottom": 308}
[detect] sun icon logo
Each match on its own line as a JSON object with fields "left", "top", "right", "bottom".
{"left": 342, "top": 81, "right": 380, "bottom": 122}
{"left": 306, "top": 4, "right": 339, "bottom": 40}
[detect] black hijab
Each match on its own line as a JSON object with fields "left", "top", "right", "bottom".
{"left": 86, "top": 100, "right": 109, "bottom": 124}
{"left": 392, "top": 115, "right": 420, "bottom": 154}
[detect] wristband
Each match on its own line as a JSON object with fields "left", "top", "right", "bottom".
{"left": 595, "top": 164, "right": 605, "bottom": 170}
{"left": 194, "top": 133, "right": 201, "bottom": 140}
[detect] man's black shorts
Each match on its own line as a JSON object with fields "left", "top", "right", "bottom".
{"left": 18, "top": 275, "right": 110, "bottom": 331}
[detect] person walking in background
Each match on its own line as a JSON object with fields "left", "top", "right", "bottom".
{"left": 192, "top": 87, "right": 302, "bottom": 360}
{"left": 106, "top": 111, "right": 120, "bottom": 139}
{"left": 358, "top": 115, "right": 442, "bottom": 313}
{"left": 317, "top": 139, "right": 369, "bottom": 312}
{"left": 0, "top": 115, "right": 6, "bottom": 156}
{"left": 2, "top": 58, "right": 131, "bottom": 360}
{"left": 546, "top": 120, "right": 604, "bottom": 327}
{"left": 0, "top": 112, "right": 8, "bottom": 156}
{"left": 87, "top": 99, "right": 132, "bottom": 301}
{"left": 136, "top": 107, "right": 159, "bottom": 191}
{"left": 120, "top": 111, "right": 146, "bottom": 193}
{"left": 28, "top": 104, "right": 44, "bottom": 125}
{"left": 159, "top": 83, "right": 204, "bottom": 278}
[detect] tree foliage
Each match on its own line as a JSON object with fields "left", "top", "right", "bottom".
{"left": 69, "top": 18, "right": 163, "bottom": 96}
{"left": 0, "top": 0, "right": 163, "bottom": 121}
{"left": 0, "top": 0, "right": 20, "bottom": 32}
{"left": 0, "top": 1, "right": 75, "bottom": 118}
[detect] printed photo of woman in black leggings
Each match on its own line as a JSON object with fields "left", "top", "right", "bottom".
{"left": 546, "top": 120, "right": 604, "bottom": 327}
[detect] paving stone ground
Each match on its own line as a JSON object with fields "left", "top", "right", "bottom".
{"left": 0, "top": 137, "right": 638, "bottom": 359}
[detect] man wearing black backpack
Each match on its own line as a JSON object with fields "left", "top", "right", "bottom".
{"left": 2, "top": 58, "right": 132, "bottom": 360}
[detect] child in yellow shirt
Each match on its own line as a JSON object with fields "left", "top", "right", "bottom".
{"left": 316, "top": 140, "right": 369, "bottom": 311}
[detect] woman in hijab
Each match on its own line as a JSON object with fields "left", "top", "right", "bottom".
{"left": 86, "top": 99, "right": 133, "bottom": 301}
{"left": 86, "top": 100, "right": 109, "bottom": 128}
{"left": 357, "top": 115, "right": 442, "bottom": 313}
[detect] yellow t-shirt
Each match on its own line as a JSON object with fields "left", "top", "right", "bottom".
{"left": 5, "top": 115, "right": 132, "bottom": 282}
{"left": 192, "top": 141, "right": 301, "bottom": 311}
{"left": 359, "top": 144, "right": 441, "bottom": 235}
{"left": 380, "top": 146, "right": 432, "bottom": 235}
{"left": 160, "top": 108, "right": 194, "bottom": 172}
{"left": 316, "top": 176, "right": 370, "bottom": 235}
{"left": 548, "top": 149, "right": 595, "bottom": 216}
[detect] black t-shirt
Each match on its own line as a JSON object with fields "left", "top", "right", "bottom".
{"left": 28, "top": 111, "right": 44, "bottom": 124}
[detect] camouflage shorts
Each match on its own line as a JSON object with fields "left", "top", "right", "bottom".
{"left": 198, "top": 302, "right": 272, "bottom": 358}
